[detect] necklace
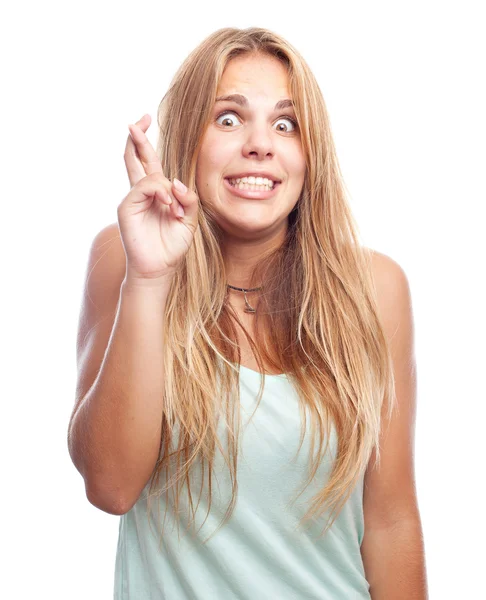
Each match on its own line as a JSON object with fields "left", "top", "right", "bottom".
{"left": 226, "top": 284, "right": 262, "bottom": 313}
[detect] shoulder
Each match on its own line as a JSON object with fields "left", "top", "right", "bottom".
{"left": 80, "top": 222, "right": 127, "bottom": 316}
{"left": 86, "top": 222, "right": 126, "bottom": 279}
{"left": 90, "top": 221, "right": 124, "bottom": 254}
{"left": 365, "top": 247, "right": 413, "bottom": 336}
{"left": 367, "top": 247, "right": 410, "bottom": 289}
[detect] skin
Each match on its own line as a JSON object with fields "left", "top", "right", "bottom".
{"left": 195, "top": 53, "right": 306, "bottom": 305}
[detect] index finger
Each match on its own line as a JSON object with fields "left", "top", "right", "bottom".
{"left": 125, "top": 115, "right": 164, "bottom": 187}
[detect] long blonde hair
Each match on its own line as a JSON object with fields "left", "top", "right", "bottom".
{"left": 145, "top": 26, "right": 396, "bottom": 546}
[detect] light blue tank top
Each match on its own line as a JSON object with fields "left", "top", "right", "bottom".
{"left": 114, "top": 364, "right": 371, "bottom": 599}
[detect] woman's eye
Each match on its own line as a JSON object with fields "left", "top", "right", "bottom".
{"left": 215, "top": 111, "right": 297, "bottom": 133}
{"left": 216, "top": 112, "right": 242, "bottom": 128}
{"left": 274, "top": 117, "right": 297, "bottom": 133}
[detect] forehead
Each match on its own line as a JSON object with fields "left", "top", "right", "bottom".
{"left": 216, "top": 54, "right": 291, "bottom": 104}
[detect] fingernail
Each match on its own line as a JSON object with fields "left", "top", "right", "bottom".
{"left": 173, "top": 178, "right": 187, "bottom": 194}
{"left": 176, "top": 204, "right": 185, "bottom": 217}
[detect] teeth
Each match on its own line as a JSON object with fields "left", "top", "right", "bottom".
{"left": 228, "top": 181, "right": 273, "bottom": 191}
{"left": 227, "top": 176, "right": 275, "bottom": 189}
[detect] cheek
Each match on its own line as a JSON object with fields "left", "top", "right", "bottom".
{"left": 200, "top": 130, "right": 228, "bottom": 159}
{"left": 198, "top": 151, "right": 227, "bottom": 182}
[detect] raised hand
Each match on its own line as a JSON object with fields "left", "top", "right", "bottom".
{"left": 117, "top": 114, "right": 199, "bottom": 284}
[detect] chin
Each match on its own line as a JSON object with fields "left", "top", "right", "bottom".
{"left": 217, "top": 212, "right": 273, "bottom": 234}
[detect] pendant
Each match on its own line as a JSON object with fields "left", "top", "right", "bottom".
{"left": 243, "top": 291, "right": 256, "bottom": 313}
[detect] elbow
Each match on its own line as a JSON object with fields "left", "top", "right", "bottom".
{"left": 86, "top": 483, "right": 134, "bottom": 516}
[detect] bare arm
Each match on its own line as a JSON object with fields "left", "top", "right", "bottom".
{"left": 361, "top": 518, "right": 428, "bottom": 599}
{"left": 361, "top": 251, "right": 428, "bottom": 598}
{"left": 68, "top": 114, "right": 197, "bottom": 516}
{"left": 68, "top": 227, "right": 174, "bottom": 515}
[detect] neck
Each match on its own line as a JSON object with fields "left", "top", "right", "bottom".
{"left": 222, "top": 222, "right": 287, "bottom": 289}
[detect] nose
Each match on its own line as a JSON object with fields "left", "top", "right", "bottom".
{"left": 242, "top": 119, "right": 275, "bottom": 160}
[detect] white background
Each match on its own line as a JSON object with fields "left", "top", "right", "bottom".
{"left": 2, "top": 1, "right": 484, "bottom": 598}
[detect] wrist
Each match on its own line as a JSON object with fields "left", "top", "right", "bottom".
{"left": 122, "top": 272, "right": 175, "bottom": 295}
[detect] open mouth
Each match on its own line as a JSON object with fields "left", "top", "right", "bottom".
{"left": 223, "top": 177, "right": 281, "bottom": 199}
{"left": 226, "top": 179, "right": 277, "bottom": 191}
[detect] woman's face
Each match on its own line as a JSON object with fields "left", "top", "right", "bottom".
{"left": 195, "top": 53, "right": 306, "bottom": 238}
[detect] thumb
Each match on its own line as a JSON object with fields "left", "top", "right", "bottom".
{"left": 171, "top": 178, "right": 199, "bottom": 219}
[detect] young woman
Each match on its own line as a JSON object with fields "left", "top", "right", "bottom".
{"left": 68, "top": 27, "right": 428, "bottom": 599}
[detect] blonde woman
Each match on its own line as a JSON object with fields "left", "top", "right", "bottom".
{"left": 68, "top": 27, "right": 428, "bottom": 599}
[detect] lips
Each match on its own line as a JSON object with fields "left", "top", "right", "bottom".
{"left": 223, "top": 177, "right": 281, "bottom": 200}
{"left": 225, "top": 173, "right": 281, "bottom": 183}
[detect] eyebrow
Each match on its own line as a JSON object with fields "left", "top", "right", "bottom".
{"left": 215, "top": 94, "right": 295, "bottom": 111}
